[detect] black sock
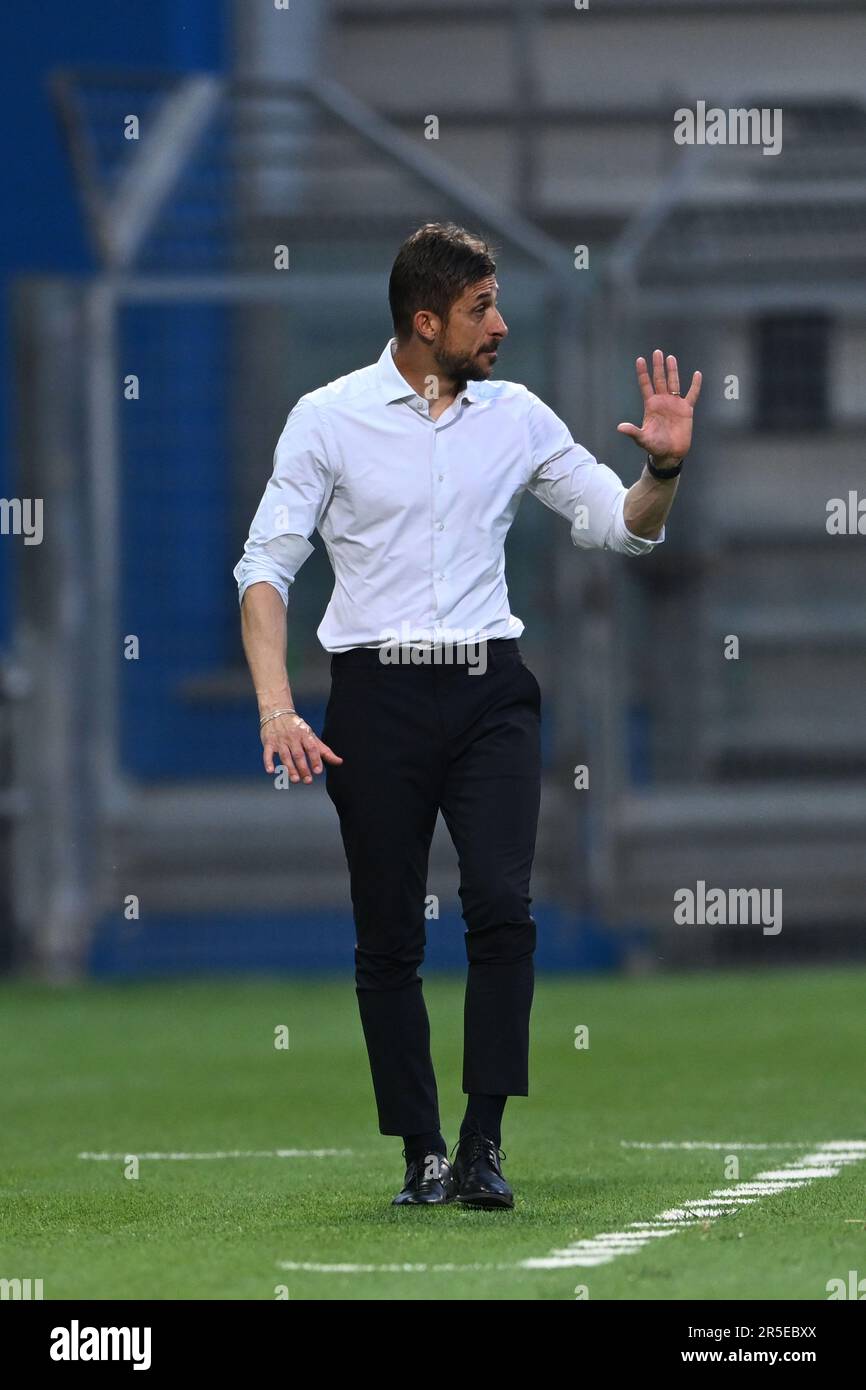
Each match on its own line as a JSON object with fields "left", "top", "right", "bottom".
{"left": 402, "top": 1130, "right": 447, "bottom": 1163}
{"left": 460, "top": 1094, "right": 507, "bottom": 1148}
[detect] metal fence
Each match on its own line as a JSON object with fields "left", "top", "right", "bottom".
{"left": 11, "top": 72, "right": 588, "bottom": 977}
{"left": 586, "top": 97, "right": 866, "bottom": 953}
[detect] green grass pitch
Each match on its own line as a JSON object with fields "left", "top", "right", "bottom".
{"left": 2, "top": 966, "right": 864, "bottom": 1301}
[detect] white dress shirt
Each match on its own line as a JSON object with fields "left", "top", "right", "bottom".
{"left": 234, "top": 337, "right": 664, "bottom": 652}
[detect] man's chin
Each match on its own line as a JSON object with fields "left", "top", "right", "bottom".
{"left": 434, "top": 348, "right": 498, "bottom": 383}
{"left": 467, "top": 354, "right": 497, "bottom": 381}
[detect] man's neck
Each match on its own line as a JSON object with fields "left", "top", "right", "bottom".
{"left": 392, "top": 341, "right": 460, "bottom": 408}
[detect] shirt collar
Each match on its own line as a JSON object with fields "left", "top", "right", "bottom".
{"left": 377, "top": 337, "right": 481, "bottom": 407}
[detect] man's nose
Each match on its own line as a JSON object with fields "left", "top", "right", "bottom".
{"left": 491, "top": 312, "right": 508, "bottom": 339}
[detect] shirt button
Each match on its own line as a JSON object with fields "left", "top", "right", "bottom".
{"left": 437, "top": 474, "right": 444, "bottom": 481}
{"left": 437, "top": 522, "right": 444, "bottom": 530}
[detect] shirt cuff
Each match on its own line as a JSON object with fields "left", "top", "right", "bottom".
{"left": 611, "top": 492, "right": 666, "bottom": 554}
{"left": 234, "top": 534, "right": 315, "bottom": 606}
{"left": 235, "top": 569, "right": 290, "bottom": 608}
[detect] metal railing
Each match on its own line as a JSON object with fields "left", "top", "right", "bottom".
{"left": 13, "top": 70, "right": 587, "bottom": 976}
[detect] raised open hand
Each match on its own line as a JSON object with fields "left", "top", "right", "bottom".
{"left": 617, "top": 350, "right": 702, "bottom": 468}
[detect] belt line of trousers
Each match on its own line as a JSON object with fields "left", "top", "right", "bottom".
{"left": 322, "top": 638, "right": 542, "bottom": 1136}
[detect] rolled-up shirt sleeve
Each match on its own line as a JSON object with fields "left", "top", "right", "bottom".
{"left": 525, "top": 393, "right": 664, "bottom": 556}
{"left": 233, "top": 400, "right": 335, "bottom": 606}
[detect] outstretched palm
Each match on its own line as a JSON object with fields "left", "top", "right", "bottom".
{"left": 617, "top": 349, "right": 702, "bottom": 468}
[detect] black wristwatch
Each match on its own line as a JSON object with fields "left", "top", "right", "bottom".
{"left": 646, "top": 454, "right": 683, "bottom": 480}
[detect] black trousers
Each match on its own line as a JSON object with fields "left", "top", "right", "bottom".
{"left": 322, "top": 637, "right": 542, "bottom": 1136}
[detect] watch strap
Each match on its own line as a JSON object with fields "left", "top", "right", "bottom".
{"left": 646, "top": 454, "right": 683, "bottom": 480}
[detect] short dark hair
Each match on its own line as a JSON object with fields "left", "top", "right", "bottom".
{"left": 388, "top": 222, "right": 497, "bottom": 341}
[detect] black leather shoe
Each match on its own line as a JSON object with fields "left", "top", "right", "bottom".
{"left": 452, "top": 1131, "right": 514, "bottom": 1209}
{"left": 391, "top": 1150, "right": 456, "bottom": 1205}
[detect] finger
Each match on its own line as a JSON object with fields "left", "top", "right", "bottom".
{"left": 276, "top": 744, "right": 303, "bottom": 782}
{"left": 288, "top": 739, "right": 315, "bottom": 783}
{"left": 666, "top": 354, "right": 680, "bottom": 395}
{"left": 301, "top": 733, "right": 324, "bottom": 775}
{"left": 685, "top": 369, "right": 702, "bottom": 406}
{"left": 617, "top": 422, "right": 644, "bottom": 444}
{"left": 652, "top": 348, "right": 666, "bottom": 394}
{"left": 263, "top": 742, "right": 276, "bottom": 775}
{"left": 635, "top": 356, "right": 653, "bottom": 402}
{"left": 318, "top": 742, "right": 344, "bottom": 765}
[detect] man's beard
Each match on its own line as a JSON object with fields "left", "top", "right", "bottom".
{"left": 432, "top": 341, "right": 497, "bottom": 384}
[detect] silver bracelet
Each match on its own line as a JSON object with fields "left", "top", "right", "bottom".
{"left": 259, "top": 707, "right": 298, "bottom": 729}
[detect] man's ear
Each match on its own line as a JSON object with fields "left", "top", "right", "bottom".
{"left": 413, "top": 309, "right": 440, "bottom": 344}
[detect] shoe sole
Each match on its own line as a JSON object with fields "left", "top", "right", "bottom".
{"left": 455, "top": 1190, "right": 514, "bottom": 1210}
{"left": 392, "top": 1197, "right": 453, "bottom": 1206}
{"left": 392, "top": 1190, "right": 458, "bottom": 1206}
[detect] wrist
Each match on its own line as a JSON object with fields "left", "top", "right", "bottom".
{"left": 646, "top": 453, "right": 683, "bottom": 480}
{"left": 256, "top": 685, "right": 293, "bottom": 714}
{"left": 259, "top": 705, "right": 298, "bottom": 730}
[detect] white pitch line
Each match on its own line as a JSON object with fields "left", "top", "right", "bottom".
{"left": 759, "top": 1167, "right": 839, "bottom": 1180}
{"left": 621, "top": 1140, "right": 866, "bottom": 1151}
{"left": 710, "top": 1183, "right": 810, "bottom": 1195}
{"left": 797, "top": 1151, "right": 866, "bottom": 1162}
{"left": 674, "top": 1197, "right": 750, "bottom": 1206}
{"left": 78, "top": 1148, "right": 355, "bottom": 1161}
{"left": 278, "top": 1261, "right": 507, "bottom": 1274}
{"left": 630, "top": 1220, "right": 702, "bottom": 1229}
{"left": 660, "top": 1206, "right": 734, "bottom": 1219}
{"left": 519, "top": 1140, "right": 866, "bottom": 1271}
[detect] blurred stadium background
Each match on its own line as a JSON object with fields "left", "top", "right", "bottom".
{"left": 2, "top": 0, "right": 866, "bottom": 984}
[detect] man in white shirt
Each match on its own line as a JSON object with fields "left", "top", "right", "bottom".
{"left": 235, "top": 222, "right": 701, "bottom": 1208}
